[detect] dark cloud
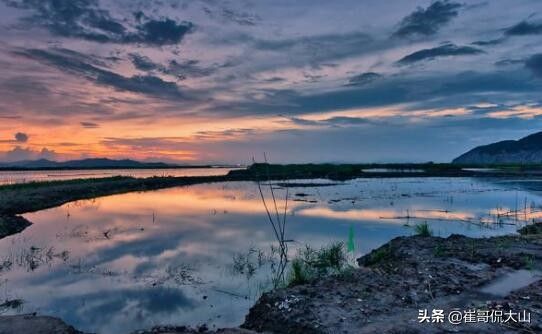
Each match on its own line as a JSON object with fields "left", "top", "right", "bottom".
{"left": 397, "top": 43, "right": 484, "bottom": 65}
{"left": 128, "top": 18, "right": 194, "bottom": 45}
{"left": 471, "top": 38, "right": 506, "bottom": 46}
{"left": 210, "top": 69, "right": 539, "bottom": 118}
{"left": 80, "top": 122, "right": 99, "bottom": 128}
{"left": 165, "top": 60, "right": 216, "bottom": 79}
{"left": 3, "top": 0, "right": 193, "bottom": 45}
{"left": 262, "top": 77, "right": 286, "bottom": 83}
{"left": 16, "top": 48, "right": 185, "bottom": 99}
{"left": 393, "top": 1, "right": 462, "bottom": 38}
{"left": 525, "top": 54, "right": 542, "bottom": 77}
{"left": 14, "top": 132, "right": 28, "bottom": 142}
{"left": 129, "top": 53, "right": 162, "bottom": 71}
{"left": 494, "top": 58, "right": 525, "bottom": 67}
{"left": 505, "top": 20, "right": 542, "bottom": 36}
{"left": 346, "top": 72, "right": 382, "bottom": 86}
{"left": 128, "top": 54, "right": 218, "bottom": 80}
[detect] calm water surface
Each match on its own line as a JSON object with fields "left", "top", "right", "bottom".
{"left": 0, "top": 177, "right": 540, "bottom": 333}
{"left": 0, "top": 167, "right": 239, "bottom": 185}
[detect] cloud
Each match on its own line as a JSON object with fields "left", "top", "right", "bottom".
{"left": 235, "top": 31, "right": 375, "bottom": 67}
{"left": 397, "top": 43, "right": 484, "bottom": 65}
{"left": 203, "top": 5, "right": 260, "bottom": 26}
{"left": 16, "top": 48, "right": 185, "bottom": 99}
{"left": 129, "top": 54, "right": 217, "bottom": 80}
{"left": 80, "top": 122, "right": 99, "bottom": 128}
{"left": 0, "top": 146, "right": 57, "bottom": 162}
{"left": 3, "top": 0, "right": 193, "bottom": 45}
{"left": 346, "top": 72, "right": 382, "bottom": 86}
{"left": 505, "top": 20, "right": 542, "bottom": 36}
{"left": 127, "top": 19, "right": 194, "bottom": 45}
{"left": 129, "top": 53, "right": 162, "bottom": 71}
{"left": 14, "top": 132, "right": 28, "bottom": 142}
{"left": 495, "top": 58, "right": 525, "bottom": 67}
{"left": 211, "top": 69, "right": 539, "bottom": 118}
{"left": 525, "top": 54, "right": 542, "bottom": 77}
{"left": 471, "top": 38, "right": 506, "bottom": 46}
{"left": 164, "top": 60, "right": 216, "bottom": 79}
{"left": 393, "top": 0, "right": 462, "bottom": 38}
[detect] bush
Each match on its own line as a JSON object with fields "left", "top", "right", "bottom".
{"left": 414, "top": 222, "right": 433, "bottom": 237}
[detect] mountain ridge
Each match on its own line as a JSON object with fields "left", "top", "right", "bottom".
{"left": 0, "top": 158, "right": 176, "bottom": 169}
{"left": 453, "top": 131, "right": 542, "bottom": 164}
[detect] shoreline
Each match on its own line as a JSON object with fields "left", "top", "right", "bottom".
{"left": 1, "top": 226, "right": 541, "bottom": 333}
{"left": 2, "top": 163, "right": 542, "bottom": 240}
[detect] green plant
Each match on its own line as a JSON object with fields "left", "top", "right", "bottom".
{"left": 286, "top": 242, "right": 350, "bottom": 286}
{"left": 414, "top": 222, "right": 433, "bottom": 237}
{"left": 288, "top": 258, "right": 309, "bottom": 286}
{"left": 433, "top": 244, "right": 446, "bottom": 257}
{"left": 524, "top": 255, "right": 535, "bottom": 271}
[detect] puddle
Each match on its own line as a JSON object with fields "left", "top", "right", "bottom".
{"left": 480, "top": 269, "right": 542, "bottom": 297}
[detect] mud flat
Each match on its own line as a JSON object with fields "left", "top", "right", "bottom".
{"left": 243, "top": 225, "right": 542, "bottom": 333}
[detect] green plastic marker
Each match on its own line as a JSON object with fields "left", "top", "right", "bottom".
{"left": 347, "top": 224, "right": 355, "bottom": 252}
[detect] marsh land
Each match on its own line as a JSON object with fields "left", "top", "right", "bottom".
{"left": 0, "top": 163, "right": 542, "bottom": 333}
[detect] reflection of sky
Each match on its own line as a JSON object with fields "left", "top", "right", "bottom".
{"left": 0, "top": 178, "right": 538, "bottom": 333}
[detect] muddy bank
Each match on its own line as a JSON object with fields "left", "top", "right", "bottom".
{"left": 243, "top": 228, "right": 542, "bottom": 333}
{"left": 0, "top": 215, "right": 31, "bottom": 239}
{"left": 0, "top": 314, "right": 83, "bottom": 334}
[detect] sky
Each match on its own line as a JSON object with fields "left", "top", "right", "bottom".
{"left": 0, "top": 0, "right": 541, "bottom": 164}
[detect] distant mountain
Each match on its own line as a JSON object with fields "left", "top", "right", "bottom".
{"left": 453, "top": 131, "right": 542, "bottom": 164}
{"left": 0, "top": 158, "right": 174, "bottom": 169}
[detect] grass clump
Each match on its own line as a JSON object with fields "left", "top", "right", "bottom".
{"left": 433, "top": 244, "right": 446, "bottom": 257}
{"left": 414, "top": 222, "right": 433, "bottom": 237}
{"left": 287, "top": 242, "right": 351, "bottom": 286}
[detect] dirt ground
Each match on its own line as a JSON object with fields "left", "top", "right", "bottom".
{"left": 243, "top": 227, "right": 542, "bottom": 333}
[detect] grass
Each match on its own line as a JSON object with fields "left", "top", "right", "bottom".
{"left": 287, "top": 242, "right": 351, "bottom": 286}
{"left": 414, "top": 222, "right": 433, "bottom": 237}
{"left": 433, "top": 244, "right": 446, "bottom": 257}
{"left": 524, "top": 255, "right": 536, "bottom": 271}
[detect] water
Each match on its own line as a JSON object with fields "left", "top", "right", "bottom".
{"left": 480, "top": 270, "right": 542, "bottom": 297}
{"left": 0, "top": 177, "right": 540, "bottom": 333}
{"left": 0, "top": 167, "right": 240, "bottom": 185}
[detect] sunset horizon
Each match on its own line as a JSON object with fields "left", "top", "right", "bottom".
{"left": 1, "top": 0, "right": 541, "bottom": 165}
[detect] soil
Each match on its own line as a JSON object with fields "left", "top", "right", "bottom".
{"left": 242, "top": 227, "right": 542, "bottom": 333}
{"left": 0, "top": 314, "right": 84, "bottom": 334}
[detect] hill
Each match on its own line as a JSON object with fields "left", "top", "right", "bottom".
{"left": 453, "top": 132, "right": 542, "bottom": 164}
{"left": 0, "top": 158, "right": 173, "bottom": 169}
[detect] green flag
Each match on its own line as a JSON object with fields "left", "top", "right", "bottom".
{"left": 347, "top": 224, "right": 355, "bottom": 252}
